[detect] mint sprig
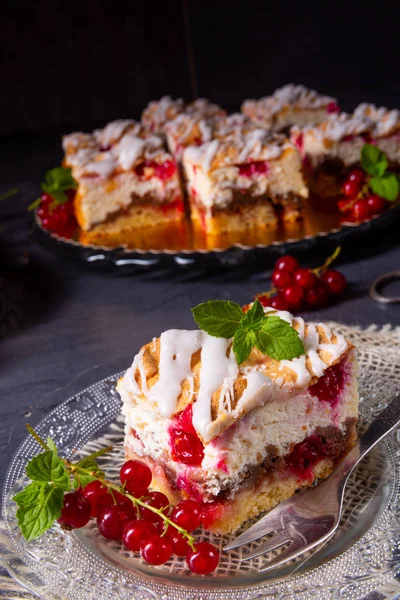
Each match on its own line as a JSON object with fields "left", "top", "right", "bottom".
{"left": 192, "top": 299, "right": 304, "bottom": 365}
{"left": 361, "top": 144, "right": 399, "bottom": 201}
{"left": 28, "top": 167, "right": 77, "bottom": 211}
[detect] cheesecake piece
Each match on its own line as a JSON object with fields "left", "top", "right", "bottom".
{"left": 292, "top": 104, "right": 400, "bottom": 195}
{"left": 242, "top": 84, "right": 339, "bottom": 132}
{"left": 182, "top": 130, "right": 308, "bottom": 234}
{"left": 63, "top": 122, "right": 183, "bottom": 239}
{"left": 118, "top": 307, "right": 358, "bottom": 534}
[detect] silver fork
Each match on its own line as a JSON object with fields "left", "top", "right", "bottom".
{"left": 225, "top": 394, "right": 400, "bottom": 572}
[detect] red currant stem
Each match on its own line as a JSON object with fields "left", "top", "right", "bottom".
{"left": 28, "top": 197, "right": 42, "bottom": 211}
{"left": 0, "top": 188, "right": 18, "bottom": 202}
{"left": 26, "top": 424, "right": 50, "bottom": 451}
{"left": 255, "top": 286, "right": 277, "bottom": 300}
{"left": 312, "top": 246, "right": 341, "bottom": 277}
{"left": 77, "top": 446, "right": 114, "bottom": 462}
{"left": 68, "top": 463, "right": 197, "bottom": 550}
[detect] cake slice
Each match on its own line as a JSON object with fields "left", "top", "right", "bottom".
{"left": 292, "top": 104, "right": 400, "bottom": 196}
{"left": 62, "top": 122, "right": 184, "bottom": 243}
{"left": 182, "top": 130, "right": 308, "bottom": 234}
{"left": 242, "top": 84, "right": 339, "bottom": 132}
{"left": 117, "top": 306, "right": 358, "bottom": 534}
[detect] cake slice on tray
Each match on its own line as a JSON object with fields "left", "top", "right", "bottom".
{"left": 291, "top": 103, "right": 400, "bottom": 196}
{"left": 117, "top": 300, "right": 358, "bottom": 534}
{"left": 242, "top": 84, "right": 339, "bottom": 132}
{"left": 62, "top": 122, "right": 184, "bottom": 247}
{"left": 182, "top": 129, "right": 308, "bottom": 234}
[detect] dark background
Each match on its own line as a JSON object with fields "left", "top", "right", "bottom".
{"left": 1, "top": 0, "right": 400, "bottom": 137}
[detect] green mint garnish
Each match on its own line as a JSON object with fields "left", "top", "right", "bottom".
{"left": 192, "top": 298, "right": 305, "bottom": 365}
{"left": 28, "top": 167, "right": 77, "bottom": 211}
{"left": 72, "top": 457, "right": 105, "bottom": 489}
{"left": 361, "top": 144, "right": 388, "bottom": 177}
{"left": 26, "top": 451, "right": 71, "bottom": 491}
{"left": 369, "top": 172, "right": 399, "bottom": 202}
{"left": 13, "top": 481, "right": 64, "bottom": 542}
{"left": 360, "top": 144, "right": 399, "bottom": 202}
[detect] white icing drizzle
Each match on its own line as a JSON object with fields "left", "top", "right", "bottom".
{"left": 192, "top": 336, "right": 238, "bottom": 441}
{"left": 148, "top": 329, "right": 203, "bottom": 418}
{"left": 94, "top": 119, "right": 137, "bottom": 147}
{"left": 304, "top": 324, "right": 327, "bottom": 378}
{"left": 151, "top": 337, "right": 157, "bottom": 352}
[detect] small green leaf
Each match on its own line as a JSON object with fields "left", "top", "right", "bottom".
{"left": 46, "top": 438, "right": 57, "bottom": 452}
{"left": 191, "top": 300, "right": 244, "bottom": 338}
{"left": 28, "top": 197, "right": 42, "bottom": 211}
{"left": 361, "top": 144, "right": 388, "bottom": 177}
{"left": 0, "top": 188, "right": 18, "bottom": 202}
{"left": 73, "top": 458, "right": 105, "bottom": 489}
{"left": 41, "top": 166, "right": 77, "bottom": 205}
{"left": 26, "top": 451, "right": 70, "bottom": 491}
{"left": 369, "top": 173, "right": 399, "bottom": 201}
{"left": 14, "top": 482, "right": 64, "bottom": 541}
{"left": 240, "top": 299, "right": 265, "bottom": 331}
{"left": 254, "top": 316, "right": 305, "bottom": 361}
{"left": 233, "top": 327, "right": 255, "bottom": 365}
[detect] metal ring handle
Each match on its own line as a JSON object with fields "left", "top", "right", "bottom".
{"left": 370, "top": 271, "right": 400, "bottom": 304}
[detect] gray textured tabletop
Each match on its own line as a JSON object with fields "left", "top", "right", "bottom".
{"left": 0, "top": 134, "right": 399, "bottom": 597}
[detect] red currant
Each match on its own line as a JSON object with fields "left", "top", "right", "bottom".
{"left": 274, "top": 255, "right": 299, "bottom": 273}
{"left": 169, "top": 530, "right": 192, "bottom": 556}
{"left": 343, "top": 178, "right": 361, "bottom": 198}
{"left": 141, "top": 535, "right": 173, "bottom": 565}
{"left": 320, "top": 270, "right": 347, "bottom": 295}
{"left": 366, "top": 194, "right": 385, "bottom": 215}
{"left": 58, "top": 491, "right": 91, "bottom": 529}
{"left": 347, "top": 168, "right": 365, "bottom": 186}
{"left": 337, "top": 197, "right": 356, "bottom": 213}
{"left": 138, "top": 491, "right": 170, "bottom": 523}
{"left": 309, "top": 362, "right": 343, "bottom": 403}
{"left": 170, "top": 429, "right": 204, "bottom": 466}
{"left": 293, "top": 268, "right": 318, "bottom": 290}
{"left": 41, "top": 193, "right": 53, "bottom": 205}
{"left": 271, "top": 270, "right": 293, "bottom": 289}
{"left": 97, "top": 504, "right": 133, "bottom": 541}
{"left": 282, "top": 285, "right": 304, "bottom": 311}
{"left": 352, "top": 198, "right": 370, "bottom": 221}
{"left": 304, "top": 284, "right": 329, "bottom": 309}
{"left": 269, "top": 294, "right": 289, "bottom": 311}
{"left": 120, "top": 460, "right": 152, "bottom": 496}
{"left": 327, "top": 102, "right": 340, "bottom": 114}
{"left": 186, "top": 542, "right": 220, "bottom": 575}
{"left": 83, "top": 480, "right": 110, "bottom": 517}
{"left": 258, "top": 295, "right": 271, "bottom": 308}
{"left": 122, "top": 519, "right": 156, "bottom": 552}
{"left": 171, "top": 500, "right": 202, "bottom": 532}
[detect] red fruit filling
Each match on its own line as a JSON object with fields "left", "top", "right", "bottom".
{"left": 134, "top": 159, "right": 177, "bottom": 181}
{"left": 169, "top": 405, "right": 205, "bottom": 467}
{"left": 160, "top": 196, "right": 184, "bottom": 214}
{"left": 327, "top": 102, "right": 340, "bottom": 114}
{"left": 238, "top": 161, "right": 269, "bottom": 177}
{"left": 308, "top": 361, "right": 344, "bottom": 404}
{"left": 293, "top": 132, "right": 304, "bottom": 150}
{"left": 286, "top": 434, "right": 327, "bottom": 479}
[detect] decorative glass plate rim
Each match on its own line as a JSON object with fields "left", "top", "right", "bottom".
{"left": 1, "top": 323, "right": 400, "bottom": 600}
{"left": 33, "top": 202, "right": 400, "bottom": 258}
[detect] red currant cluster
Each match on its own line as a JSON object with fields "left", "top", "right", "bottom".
{"left": 57, "top": 458, "right": 219, "bottom": 574}
{"left": 338, "top": 169, "right": 387, "bottom": 222}
{"left": 257, "top": 251, "right": 347, "bottom": 311}
{"left": 37, "top": 191, "right": 77, "bottom": 238}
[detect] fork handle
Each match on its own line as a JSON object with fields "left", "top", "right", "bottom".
{"left": 340, "top": 394, "right": 400, "bottom": 480}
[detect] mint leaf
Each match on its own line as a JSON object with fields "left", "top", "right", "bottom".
{"left": 73, "top": 457, "right": 105, "bottom": 489}
{"left": 41, "top": 167, "right": 77, "bottom": 205}
{"left": 369, "top": 173, "right": 399, "bottom": 202}
{"left": 233, "top": 326, "right": 255, "bottom": 365}
{"left": 46, "top": 437, "right": 57, "bottom": 452}
{"left": 14, "top": 482, "right": 64, "bottom": 541}
{"left": 26, "top": 451, "right": 70, "bottom": 491}
{"left": 191, "top": 300, "right": 244, "bottom": 338}
{"left": 254, "top": 316, "right": 304, "bottom": 360}
{"left": 240, "top": 299, "right": 264, "bottom": 331}
{"left": 361, "top": 144, "right": 388, "bottom": 177}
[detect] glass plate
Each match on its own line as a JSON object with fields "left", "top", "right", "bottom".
{"left": 33, "top": 202, "right": 400, "bottom": 271}
{"left": 1, "top": 323, "right": 400, "bottom": 600}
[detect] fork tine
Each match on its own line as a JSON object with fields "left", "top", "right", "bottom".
{"left": 224, "top": 506, "right": 286, "bottom": 550}
{"left": 241, "top": 532, "right": 292, "bottom": 560}
{"left": 259, "top": 538, "right": 306, "bottom": 572}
